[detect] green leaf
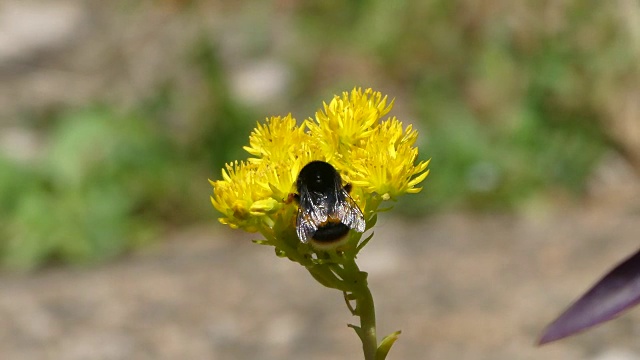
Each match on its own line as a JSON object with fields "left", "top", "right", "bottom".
{"left": 377, "top": 330, "right": 401, "bottom": 360}
{"left": 347, "top": 323, "right": 364, "bottom": 342}
{"left": 356, "top": 231, "right": 375, "bottom": 253}
{"left": 366, "top": 213, "right": 378, "bottom": 230}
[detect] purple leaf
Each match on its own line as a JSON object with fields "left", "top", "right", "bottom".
{"left": 538, "top": 248, "right": 640, "bottom": 345}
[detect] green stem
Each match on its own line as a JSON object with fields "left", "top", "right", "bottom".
{"left": 300, "top": 234, "right": 383, "bottom": 359}
{"left": 341, "top": 259, "right": 378, "bottom": 360}
{"left": 356, "top": 282, "right": 378, "bottom": 360}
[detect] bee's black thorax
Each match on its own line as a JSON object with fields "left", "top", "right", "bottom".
{"left": 296, "top": 160, "right": 341, "bottom": 194}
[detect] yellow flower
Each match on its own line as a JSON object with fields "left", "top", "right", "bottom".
{"left": 209, "top": 160, "right": 265, "bottom": 231}
{"left": 211, "top": 115, "right": 320, "bottom": 235}
{"left": 243, "top": 115, "right": 325, "bottom": 203}
{"left": 208, "top": 87, "right": 426, "bottom": 359}
{"left": 350, "top": 118, "right": 430, "bottom": 200}
{"left": 210, "top": 87, "right": 429, "bottom": 237}
{"left": 306, "top": 88, "right": 393, "bottom": 163}
{"left": 209, "top": 160, "right": 300, "bottom": 233}
{"left": 243, "top": 114, "right": 314, "bottom": 165}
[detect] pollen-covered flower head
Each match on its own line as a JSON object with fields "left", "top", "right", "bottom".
{"left": 349, "top": 118, "right": 430, "bottom": 200}
{"left": 210, "top": 87, "right": 429, "bottom": 246}
{"left": 306, "top": 88, "right": 393, "bottom": 162}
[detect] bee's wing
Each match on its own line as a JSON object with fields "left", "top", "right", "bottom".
{"left": 335, "top": 189, "right": 366, "bottom": 233}
{"left": 296, "top": 209, "right": 317, "bottom": 243}
{"left": 296, "top": 192, "right": 328, "bottom": 243}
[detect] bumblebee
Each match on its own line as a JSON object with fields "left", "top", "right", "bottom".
{"left": 292, "top": 160, "right": 366, "bottom": 248}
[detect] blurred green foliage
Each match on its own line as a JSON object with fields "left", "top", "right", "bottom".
{"left": 293, "top": 0, "right": 624, "bottom": 212}
{"left": 1, "top": 0, "right": 636, "bottom": 268}
{"left": 0, "top": 108, "right": 191, "bottom": 270}
{"left": 0, "top": 30, "right": 257, "bottom": 270}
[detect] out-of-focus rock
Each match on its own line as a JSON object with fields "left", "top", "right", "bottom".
{"left": 0, "top": 2, "right": 85, "bottom": 65}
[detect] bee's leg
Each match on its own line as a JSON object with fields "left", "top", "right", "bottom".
{"left": 285, "top": 193, "right": 300, "bottom": 204}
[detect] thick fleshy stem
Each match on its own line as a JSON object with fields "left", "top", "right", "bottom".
{"left": 273, "top": 207, "right": 394, "bottom": 359}
{"left": 336, "top": 258, "right": 378, "bottom": 360}
{"left": 355, "top": 280, "right": 378, "bottom": 360}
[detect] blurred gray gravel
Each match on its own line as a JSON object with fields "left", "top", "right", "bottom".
{"left": 1, "top": 202, "right": 640, "bottom": 360}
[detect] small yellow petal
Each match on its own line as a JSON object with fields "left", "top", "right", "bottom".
{"left": 250, "top": 198, "right": 279, "bottom": 215}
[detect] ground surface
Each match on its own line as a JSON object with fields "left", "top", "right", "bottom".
{"left": 1, "top": 198, "right": 640, "bottom": 360}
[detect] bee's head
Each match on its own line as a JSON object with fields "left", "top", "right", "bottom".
{"left": 297, "top": 161, "right": 340, "bottom": 193}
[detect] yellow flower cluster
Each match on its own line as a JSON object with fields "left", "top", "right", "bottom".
{"left": 210, "top": 87, "right": 430, "bottom": 234}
